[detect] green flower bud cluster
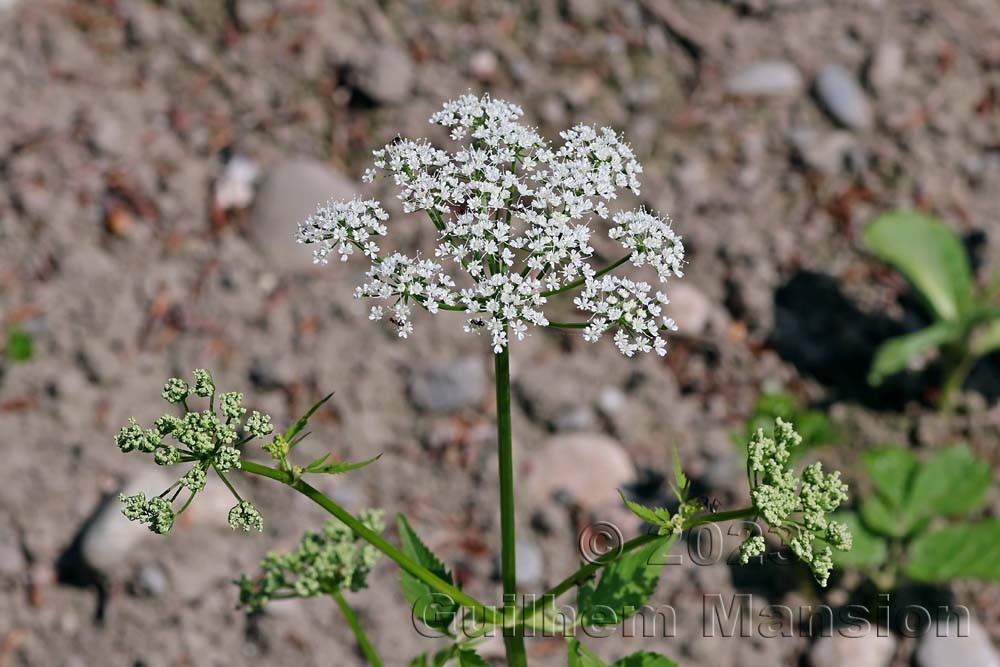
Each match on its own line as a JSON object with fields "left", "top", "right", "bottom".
{"left": 237, "top": 510, "right": 386, "bottom": 612}
{"left": 114, "top": 369, "right": 274, "bottom": 535}
{"left": 743, "top": 418, "right": 852, "bottom": 587}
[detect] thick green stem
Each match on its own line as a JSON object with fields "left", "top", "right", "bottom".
{"left": 333, "top": 591, "right": 382, "bottom": 667}
{"left": 239, "top": 460, "right": 499, "bottom": 624}
{"left": 494, "top": 346, "right": 528, "bottom": 667}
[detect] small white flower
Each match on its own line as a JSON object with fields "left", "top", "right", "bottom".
{"left": 296, "top": 94, "right": 685, "bottom": 356}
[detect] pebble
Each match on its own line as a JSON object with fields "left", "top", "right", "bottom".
{"left": 724, "top": 61, "right": 803, "bottom": 97}
{"left": 250, "top": 159, "right": 354, "bottom": 271}
{"left": 469, "top": 49, "right": 499, "bottom": 81}
{"left": 814, "top": 64, "right": 873, "bottom": 130}
{"left": 790, "top": 130, "right": 857, "bottom": 175}
{"left": 552, "top": 405, "right": 595, "bottom": 432}
{"left": 596, "top": 386, "right": 626, "bottom": 416}
{"left": 348, "top": 47, "right": 414, "bottom": 106}
{"left": 408, "top": 357, "right": 486, "bottom": 413}
{"left": 214, "top": 154, "right": 259, "bottom": 210}
{"left": 810, "top": 630, "right": 896, "bottom": 667}
{"left": 917, "top": 617, "right": 1000, "bottom": 667}
{"left": 668, "top": 283, "right": 717, "bottom": 337}
{"left": 524, "top": 433, "right": 635, "bottom": 510}
{"left": 132, "top": 564, "right": 168, "bottom": 597}
{"left": 514, "top": 539, "right": 544, "bottom": 586}
{"left": 868, "top": 41, "right": 904, "bottom": 94}
{"left": 80, "top": 469, "right": 172, "bottom": 575}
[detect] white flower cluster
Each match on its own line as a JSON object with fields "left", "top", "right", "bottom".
{"left": 297, "top": 93, "right": 685, "bottom": 354}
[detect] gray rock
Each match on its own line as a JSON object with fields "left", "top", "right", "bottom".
{"left": 348, "top": 47, "right": 414, "bottom": 106}
{"left": 814, "top": 64, "right": 874, "bottom": 130}
{"left": 790, "top": 129, "right": 858, "bottom": 175}
{"left": 408, "top": 357, "right": 486, "bottom": 413}
{"left": 669, "top": 283, "right": 719, "bottom": 337}
{"left": 917, "top": 617, "right": 1000, "bottom": 667}
{"left": 867, "top": 42, "right": 904, "bottom": 94}
{"left": 0, "top": 526, "right": 25, "bottom": 576}
{"left": 80, "top": 469, "right": 172, "bottom": 575}
{"left": 514, "top": 539, "right": 543, "bottom": 586}
{"left": 725, "top": 61, "right": 803, "bottom": 97}
{"left": 133, "top": 564, "right": 168, "bottom": 597}
{"left": 810, "top": 631, "right": 896, "bottom": 667}
{"left": 523, "top": 433, "right": 635, "bottom": 510}
{"left": 251, "top": 159, "right": 355, "bottom": 271}
{"left": 553, "top": 405, "right": 595, "bottom": 432}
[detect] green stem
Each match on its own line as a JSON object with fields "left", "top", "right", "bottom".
{"left": 239, "top": 461, "right": 500, "bottom": 624}
{"left": 494, "top": 346, "right": 528, "bottom": 667}
{"left": 332, "top": 591, "right": 382, "bottom": 667}
{"left": 547, "top": 322, "right": 588, "bottom": 329}
{"left": 940, "top": 348, "right": 975, "bottom": 410}
{"left": 540, "top": 253, "right": 631, "bottom": 297}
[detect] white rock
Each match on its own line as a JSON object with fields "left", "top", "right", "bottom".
{"left": 408, "top": 357, "right": 487, "bottom": 413}
{"left": 868, "top": 42, "right": 904, "bottom": 94}
{"left": 524, "top": 433, "right": 635, "bottom": 510}
{"left": 668, "top": 283, "right": 718, "bottom": 337}
{"left": 251, "top": 159, "right": 355, "bottom": 271}
{"left": 725, "top": 61, "right": 803, "bottom": 97}
{"left": 214, "top": 154, "right": 259, "bottom": 210}
{"left": 810, "top": 631, "right": 896, "bottom": 667}
{"left": 469, "top": 49, "right": 499, "bottom": 80}
{"left": 814, "top": 64, "right": 873, "bottom": 130}
{"left": 349, "top": 47, "right": 414, "bottom": 106}
{"left": 917, "top": 617, "right": 1000, "bottom": 667}
{"left": 81, "top": 469, "right": 172, "bottom": 574}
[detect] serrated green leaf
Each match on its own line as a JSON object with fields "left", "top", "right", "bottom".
{"left": 863, "top": 447, "right": 919, "bottom": 508}
{"left": 610, "top": 653, "right": 678, "bottom": 667}
{"left": 618, "top": 491, "right": 671, "bottom": 530}
{"left": 671, "top": 447, "right": 688, "bottom": 499}
{"left": 828, "top": 511, "right": 888, "bottom": 569}
{"left": 908, "top": 445, "right": 991, "bottom": 519}
{"left": 409, "top": 646, "right": 458, "bottom": 667}
{"left": 567, "top": 638, "right": 606, "bottom": 667}
{"left": 309, "top": 453, "right": 382, "bottom": 475}
{"left": 397, "top": 514, "right": 457, "bottom": 634}
{"left": 905, "top": 520, "right": 1000, "bottom": 583}
{"left": 578, "top": 536, "right": 675, "bottom": 626}
{"left": 865, "top": 211, "right": 974, "bottom": 322}
{"left": 868, "top": 322, "right": 963, "bottom": 386}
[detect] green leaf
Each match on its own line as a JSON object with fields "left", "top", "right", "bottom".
{"left": 859, "top": 494, "right": 907, "bottom": 538}
{"left": 283, "top": 392, "right": 335, "bottom": 445}
{"left": 671, "top": 446, "right": 688, "bottom": 500}
{"left": 868, "top": 322, "right": 963, "bottom": 386}
{"left": 908, "top": 445, "right": 991, "bottom": 519}
{"left": 5, "top": 327, "right": 33, "bottom": 362}
{"left": 618, "top": 491, "right": 672, "bottom": 533}
{"left": 971, "top": 319, "right": 1000, "bottom": 357}
{"left": 864, "top": 211, "right": 974, "bottom": 322}
{"left": 456, "top": 649, "right": 490, "bottom": 666}
{"left": 731, "top": 392, "right": 837, "bottom": 457}
{"left": 308, "top": 453, "right": 382, "bottom": 475}
{"left": 905, "top": 520, "right": 1000, "bottom": 583}
{"left": 397, "top": 514, "right": 457, "bottom": 634}
{"left": 828, "top": 511, "right": 888, "bottom": 569}
{"left": 567, "top": 639, "right": 606, "bottom": 667}
{"left": 408, "top": 646, "right": 458, "bottom": 667}
{"left": 610, "top": 653, "right": 678, "bottom": 667}
{"left": 863, "top": 447, "right": 919, "bottom": 508}
{"left": 578, "top": 536, "right": 675, "bottom": 626}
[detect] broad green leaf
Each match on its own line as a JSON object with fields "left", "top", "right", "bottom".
{"left": 828, "top": 511, "right": 888, "bottom": 569}
{"left": 5, "top": 327, "right": 33, "bottom": 362}
{"left": 868, "top": 322, "right": 962, "bottom": 386}
{"left": 863, "top": 447, "right": 919, "bottom": 508}
{"left": 732, "top": 392, "right": 837, "bottom": 458}
{"left": 567, "top": 639, "right": 606, "bottom": 667}
{"left": 611, "top": 653, "right": 678, "bottom": 667}
{"left": 578, "top": 536, "right": 675, "bottom": 626}
{"left": 308, "top": 453, "right": 382, "bottom": 475}
{"left": 908, "top": 445, "right": 991, "bottom": 519}
{"left": 905, "top": 520, "right": 1000, "bottom": 583}
{"left": 397, "top": 514, "right": 457, "bottom": 633}
{"left": 971, "top": 319, "right": 1000, "bottom": 357}
{"left": 864, "top": 211, "right": 974, "bottom": 322}
{"left": 859, "top": 494, "right": 907, "bottom": 538}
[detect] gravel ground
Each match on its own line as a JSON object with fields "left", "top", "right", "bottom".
{"left": 2, "top": 1, "right": 1000, "bottom": 666}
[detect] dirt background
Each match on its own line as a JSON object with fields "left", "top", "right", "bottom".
{"left": 2, "top": 1, "right": 1000, "bottom": 666}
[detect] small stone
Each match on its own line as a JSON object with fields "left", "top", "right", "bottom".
{"left": 348, "top": 47, "right": 414, "bottom": 106}
{"left": 553, "top": 405, "right": 595, "bottom": 432}
{"left": 668, "top": 283, "right": 718, "bottom": 337}
{"left": 469, "top": 49, "right": 499, "bottom": 81}
{"left": 725, "top": 61, "right": 803, "bottom": 97}
{"left": 867, "top": 42, "right": 904, "bottom": 94}
{"left": 790, "top": 130, "right": 858, "bottom": 175}
{"left": 132, "top": 564, "right": 168, "bottom": 597}
{"left": 524, "top": 433, "right": 635, "bottom": 510}
{"left": 251, "top": 159, "right": 355, "bottom": 272}
{"left": 214, "top": 154, "right": 259, "bottom": 211}
{"left": 810, "top": 630, "right": 896, "bottom": 667}
{"left": 0, "top": 526, "right": 25, "bottom": 576}
{"left": 514, "top": 539, "right": 543, "bottom": 586}
{"left": 814, "top": 64, "right": 874, "bottom": 130}
{"left": 917, "top": 617, "right": 1000, "bottom": 667}
{"left": 596, "top": 386, "right": 626, "bottom": 416}
{"left": 408, "top": 357, "right": 486, "bottom": 413}
{"left": 80, "top": 469, "right": 172, "bottom": 575}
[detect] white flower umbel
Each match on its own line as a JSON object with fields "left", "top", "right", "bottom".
{"left": 296, "top": 93, "right": 685, "bottom": 355}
